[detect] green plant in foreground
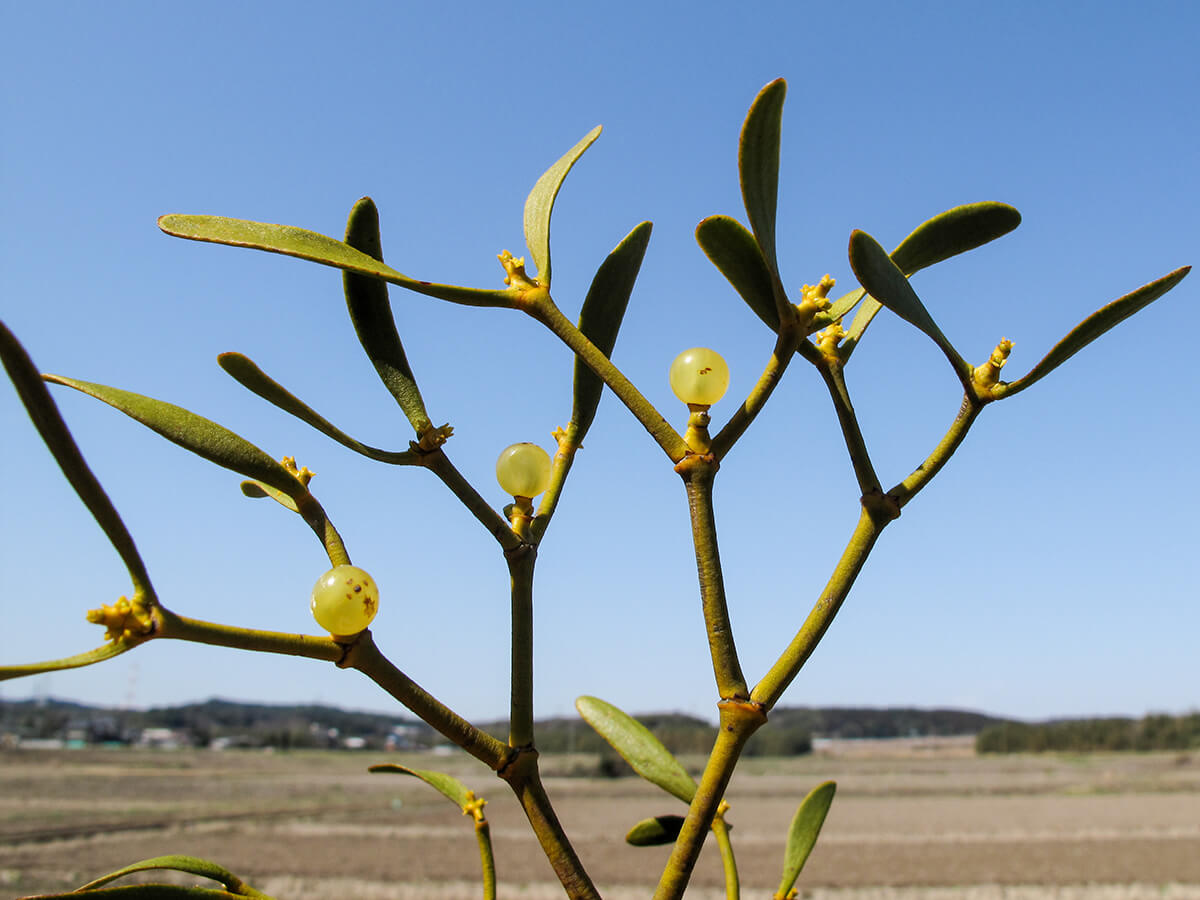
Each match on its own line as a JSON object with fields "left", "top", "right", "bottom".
{"left": 1, "top": 78, "right": 1190, "bottom": 899}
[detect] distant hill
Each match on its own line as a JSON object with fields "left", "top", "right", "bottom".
{"left": 0, "top": 697, "right": 1089, "bottom": 756}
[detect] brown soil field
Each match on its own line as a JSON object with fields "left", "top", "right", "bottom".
{"left": 2, "top": 743, "right": 1198, "bottom": 899}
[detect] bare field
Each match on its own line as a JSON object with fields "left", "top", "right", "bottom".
{"left": 2, "top": 744, "right": 1198, "bottom": 899}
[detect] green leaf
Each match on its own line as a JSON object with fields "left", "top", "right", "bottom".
{"left": 43, "top": 374, "right": 307, "bottom": 501}
{"left": 572, "top": 221, "right": 652, "bottom": 441}
{"left": 1000, "top": 265, "right": 1190, "bottom": 399}
{"left": 369, "top": 763, "right": 476, "bottom": 811}
{"left": 739, "top": 79, "right": 787, "bottom": 284}
{"left": 890, "top": 202, "right": 1021, "bottom": 275}
{"left": 23, "top": 886, "right": 255, "bottom": 898}
{"left": 342, "top": 197, "right": 432, "bottom": 434}
{"left": 575, "top": 696, "right": 697, "bottom": 803}
{"left": 1, "top": 640, "right": 135, "bottom": 683}
{"left": 847, "top": 230, "right": 969, "bottom": 377}
{"left": 74, "top": 855, "right": 268, "bottom": 896}
{"left": 842, "top": 202, "right": 1021, "bottom": 355}
{"left": 523, "top": 126, "right": 602, "bottom": 286}
{"left": 158, "top": 214, "right": 510, "bottom": 309}
{"left": 696, "top": 215, "right": 780, "bottom": 332}
{"left": 217, "top": 353, "right": 415, "bottom": 465}
{"left": 776, "top": 780, "right": 836, "bottom": 898}
{"left": 626, "top": 814, "right": 685, "bottom": 846}
{"left": 0, "top": 322, "right": 152, "bottom": 593}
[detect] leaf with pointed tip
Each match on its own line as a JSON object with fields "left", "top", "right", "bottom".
{"left": 844, "top": 202, "right": 1021, "bottom": 354}
{"left": 626, "top": 814, "right": 685, "bottom": 846}
{"left": 1000, "top": 266, "right": 1190, "bottom": 399}
{"left": 43, "top": 375, "right": 307, "bottom": 501}
{"left": 696, "top": 215, "right": 780, "bottom": 331}
{"left": 240, "top": 480, "right": 299, "bottom": 512}
{"left": 158, "top": 214, "right": 510, "bottom": 309}
{"left": 1, "top": 322, "right": 152, "bottom": 593}
{"left": 1, "top": 640, "right": 136, "bottom": 683}
{"left": 26, "top": 887, "right": 258, "bottom": 898}
{"left": 847, "top": 230, "right": 969, "bottom": 377}
{"left": 740, "top": 79, "right": 787, "bottom": 284}
{"left": 572, "top": 221, "right": 652, "bottom": 440}
{"left": 777, "top": 780, "right": 836, "bottom": 898}
{"left": 342, "top": 197, "right": 432, "bottom": 433}
{"left": 217, "top": 353, "right": 415, "bottom": 464}
{"left": 74, "top": 856, "right": 268, "bottom": 897}
{"left": 369, "top": 764, "right": 476, "bottom": 811}
{"left": 576, "top": 696, "right": 697, "bottom": 803}
{"left": 523, "top": 126, "right": 602, "bottom": 286}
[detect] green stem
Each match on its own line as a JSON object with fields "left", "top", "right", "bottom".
{"left": 501, "top": 750, "right": 602, "bottom": 900}
{"left": 653, "top": 700, "right": 765, "bottom": 900}
{"left": 711, "top": 326, "right": 801, "bottom": 459}
{"left": 814, "top": 360, "right": 881, "bottom": 496}
{"left": 711, "top": 813, "right": 740, "bottom": 900}
{"left": 752, "top": 506, "right": 887, "bottom": 710}
{"left": 342, "top": 632, "right": 510, "bottom": 770}
{"left": 508, "top": 547, "right": 537, "bottom": 747}
{"left": 678, "top": 455, "right": 748, "bottom": 701}
{"left": 475, "top": 819, "right": 497, "bottom": 900}
{"left": 156, "top": 610, "right": 343, "bottom": 662}
{"left": 529, "top": 299, "right": 689, "bottom": 462}
{"left": 529, "top": 423, "right": 581, "bottom": 543}
{"left": 889, "top": 395, "right": 982, "bottom": 508}
{"left": 423, "top": 448, "right": 523, "bottom": 551}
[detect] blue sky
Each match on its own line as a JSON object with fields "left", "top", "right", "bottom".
{"left": 2, "top": 1, "right": 1196, "bottom": 724}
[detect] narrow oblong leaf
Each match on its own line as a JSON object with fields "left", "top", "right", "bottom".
{"left": 1, "top": 322, "right": 152, "bottom": 592}
{"left": 24, "top": 886, "right": 256, "bottom": 898}
{"left": 626, "top": 814, "right": 685, "bottom": 846}
{"left": 890, "top": 202, "right": 1021, "bottom": 276}
{"left": 847, "top": 230, "right": 969, "bottom": 377}
{"left": 217, "top": 353, "right": 414, "bottom": 464}
{"left": 696, "top": 215, "right": 780, "bottom": 332}
{"left": 1000, "top": 265, "right": 1190, "bottom": 399}
{"left": 575, "top": 696, "right": 697, "bottom": 803}
{"left": 739, "top": 78, "right": 787, "bottom": 281}
{"left": 1, "top": 641, "right": 134, "bottom": 683}
{"left": 343, "top": 197, "right": 432, "bottom": 433}
{"left": 158, "top": 215, "right": 510, "bottom": 309}
{"left": 74, "top": 855, "right": 266, "bottom": 896}
{"left": 572, "top": 221, "right": 652, "bottom": 440}
{"left": 43, "top": 375, "right": 307, "bottom": 501}
{"left": 369, "top": 764, "right": 475, "bottom": 810}
{"left": 523, "top": 126, "right": 602, "bottom": 286}
{"left": 843, "top": 203, "right": 1021, "bottom": 355}
{"left": 776, "top": 780, "right": 837, "bottom": 898}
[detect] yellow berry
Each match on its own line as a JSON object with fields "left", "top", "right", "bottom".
{"left": 311, "top": 565, "right": 378, "bottom": 636}
{"left": 669, "top": 348, "right": 729, "bottom": 406}
{"left": 496, "top": 442, "right": 552, "bottom": 498}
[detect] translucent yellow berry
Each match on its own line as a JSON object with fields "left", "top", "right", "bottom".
{"left": 669, "top": 348, "right": 729, "bottom": 406}
{"left": 496, "top": 442, "right": 552, "bottom": 498}
{"left": 311, "top": 565, "right": 378, "bottom": 636}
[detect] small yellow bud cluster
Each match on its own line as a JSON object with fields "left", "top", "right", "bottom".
{"left": 87, "top": 596, "right": 153, "bottom": 643}
{"left": 417, "top": 423, "right": 455, "bottom": 452}
{"left": 497, "top": 250, "right": 538, "bottom": 290}
{"left": 816, "top": 323, "right": 846, "bottom": 360}
{"left": 796, "top": 274, "right": 835, "bottom": 328}
{"left": 973, "top": 338, "right": 1014, "bottom": 393}
{"left": 462, "top": 790, "right": 489, "bottom": 824}
{"left": 281, "top": 456, "right": 315, "bottom": 487}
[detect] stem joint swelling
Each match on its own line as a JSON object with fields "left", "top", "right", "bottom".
{"left": 861, "top": 488, "right": 901, "bottom": 526}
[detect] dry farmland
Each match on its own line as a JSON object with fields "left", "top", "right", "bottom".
{"left": 2, "top": 740, "right": 1198, "bottom": 899}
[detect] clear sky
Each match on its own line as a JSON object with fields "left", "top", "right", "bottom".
{"left": 2, "top": 1, "right": 1196, "bottom": 725}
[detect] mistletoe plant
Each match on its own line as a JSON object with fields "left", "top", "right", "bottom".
{"left": 1, "top": 79, "right": 1189, "bottom": 900}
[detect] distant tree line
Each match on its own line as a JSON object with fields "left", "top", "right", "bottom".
{"left": 976, "top": 713, "right": 1200, "bottom": 753}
